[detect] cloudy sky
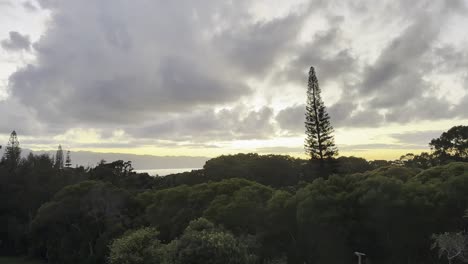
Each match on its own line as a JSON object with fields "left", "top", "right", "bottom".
{"left": 0, "top": 0, "right": 467, "bottom": 160}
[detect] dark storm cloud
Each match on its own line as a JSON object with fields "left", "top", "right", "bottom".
{"left": 1, "top": 31, "right": 31, "bottom": 51}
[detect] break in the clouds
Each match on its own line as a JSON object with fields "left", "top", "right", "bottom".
{"left": 0, "top": 0, "right": 467, "bottom": 156}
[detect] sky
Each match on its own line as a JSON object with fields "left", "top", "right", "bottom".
{"left": 0, "top": 0, "right": 467, "bottom": 160}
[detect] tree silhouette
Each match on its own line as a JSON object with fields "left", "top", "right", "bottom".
{"left": 304, "top": 66, "right": 338, "bottom": 163}
{"left": 55, "top": 145, "right": 64, "bottom": 169}
{"left": 1, "top": 130, "right": 21, "bottom": 169}
{"left": 430, "top": 125, "right": 468, "bottom": 163}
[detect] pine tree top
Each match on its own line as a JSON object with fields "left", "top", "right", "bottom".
{"left": 304, "top": 66, "right": 338, "bottom": 161}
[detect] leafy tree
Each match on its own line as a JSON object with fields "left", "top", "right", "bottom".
{"left": 304, "top": 66, "right": 338, "bottom": 163}
{"left": 165, "top": 218, "right": 257, "bottom": 264}
{"left": 204, "top": 184, "right": 273, "bottom": 235}
{"left": 432, "top": 232, "right": 468, "bottom": 264}
{"left": 1, "top": 130, "right": 21, "bottom": 169}
{"left": 109, "top": 227, "right": 164, "bottom": 264}
{"left": 30, "top": 181, "right": 137, "bottom": 264}
{"left": 336, "top": 156, "right": 372, "bottom": 174}
{"left": 142, "top": 178, "right": 258, "bottom": 242}
{"left": 261, "top": 190, "right": 297, "bottom": 262}
{"left": 430, "top": 125, "right": 468, "bottom": 163}
{"left": 368, "top": 159, "right": 393, "bottom": 170}
{"left": 398, "top": 152, "right": 435, "bottom": 169}
{"left": 65, "top": 150, "right": 72, "bottom": 168}
{"left": 54, "top": 145, "right": 64, "bottom": 169}
{"left": 143, "top": 185, "right": 196, "bottom": 242}
{"left": 295, "top": 175, "right": 358, "bottom": 264}
{"left": 90, "top": 160, "right": 156, "bottom": 191}
{"left": 0, "top": 152, "right": 86, "bottom": 256}
{"left": 203, "top": 153, "right": 302, "bottom": 187}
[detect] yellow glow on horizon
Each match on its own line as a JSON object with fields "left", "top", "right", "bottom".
{"left": 7, "top": 118, "right": 468, "bottom": 161}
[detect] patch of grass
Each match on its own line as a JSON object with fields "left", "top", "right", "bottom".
{"left": 0, "top": 257, "right": 44, "bottom": 264}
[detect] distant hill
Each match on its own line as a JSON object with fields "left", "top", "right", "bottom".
{"left": 0, "top": 148, "right": 209, "bottom": 170}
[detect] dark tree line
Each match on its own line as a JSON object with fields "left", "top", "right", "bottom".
{"left": 0, "top": 125, "right": 467, "bottom": 264}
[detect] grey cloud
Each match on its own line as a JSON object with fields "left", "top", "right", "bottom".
{"left": 390, "top": 130, "right": 444, "bottom": 147}
{"left": 327, "top": 1, "right": 468, "bottom": 125}
{"left": 443, "top": 0, "right": 468, "bottom": 14}
{"left": 276, "top": 105, "right": 304, "bottom": 134}
{"left": 454, "top": 93, "right": 468, "bottom": 117}
{"left": 276, "top": 26, "right": 358, "bottom": 86}
{"left": 385, "top": 97, "right": 455, "bottom": 123}
{"left": 129, "top": 106, "right": 276, "bottom": 141}
{"left": 9, "top": 0, "right": 260, "bottom": 129}
{"left": 215, "top": 13, "right": 305, "bottom": 76}
{"left": 235, "top": 107, "right": 275, "bottom": 139}
{"left": 276, "top": 101, "right": 384, "bottom": 135}
{"left": 345, "top": 109, "right": 383, "bottom": 127}
{"left": 0, "top": 99, "right": 37, "bottom": 134}
{"left": 22, "top": 1, "right": 38, "bottom": 11}
{"left": 362, "top": 15, "right": 439, "bottom": 106}
{"left": 0, "top": 0, "right": 12, "bottom": 7}
{"left": 339, "top": 143, "right": 425, "bottom": 151}
{"left": 327, "top": 101, "right": 355, "bottom": 125}
{"left": 432, "top": 45, "right": 468, "bottom": 74}
{"left": 1, "top": 31, "right": 31, "bottom": 51}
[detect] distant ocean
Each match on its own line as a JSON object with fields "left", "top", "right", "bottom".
{"left": 135, "top": 168, "right": 200, "bottom": 176}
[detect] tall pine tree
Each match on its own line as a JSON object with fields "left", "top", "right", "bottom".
{"left": 65, "top": 150, "right": 72, "bottom": 168}
{"left": 55, "top": 145, "right": 64, "bottom": 169}
{"left": 305, "top": 66, "right": 338, "bottom": 163}
{"left": 1, "top": 130, "right": 21, "bottom": 168}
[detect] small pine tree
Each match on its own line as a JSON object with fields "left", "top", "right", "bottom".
{"left": 1, "top": 130, "right": 21, "bottom": 168}
{"left": 65, "top": 150, "right": 72, "bottom": 168}
{"left": 55, "top": 145, "right": 64, "bottom": 169}
{"left": 305, "top": 66, "right": 338, "bottom": 163}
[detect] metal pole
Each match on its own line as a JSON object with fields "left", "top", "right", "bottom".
{"left": 355, "top": 252, "right": 366, "bottom": 264}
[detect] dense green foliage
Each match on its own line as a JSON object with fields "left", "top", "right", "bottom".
{"left": 30, "top": 181, "right": 138, "bottom": 264}
{"left": 109, "top": 227, "right": 164, "bottom": 264}
{"left": 165, "top": 218, "right": 257, "bottom": 264}
{"left": 0, "top": 126, "right": 467, "bottom": 264}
